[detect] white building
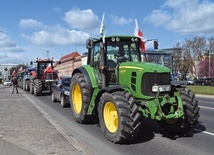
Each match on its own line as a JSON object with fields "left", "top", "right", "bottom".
{"left": 0, "top": 64, "right": 16, "bottom": 80}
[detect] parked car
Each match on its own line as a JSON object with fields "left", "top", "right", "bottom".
{"left": 187, "top": 78, "right": 195, "bottom": 85}
{"left": 194, "top": 77, "right": 213, "bottom": 86}
{"left": 3, "top": 80, "right": 12, "bottom": 86}
{"left": 51, "top": 76, "right": 71, "bottom": 107}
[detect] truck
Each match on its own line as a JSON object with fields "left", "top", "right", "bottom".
{"left": 29, "top": 58, "right": 58, "bottom": 96}
{"left": 69, "top": 35, "right": 200, "bottom": 143}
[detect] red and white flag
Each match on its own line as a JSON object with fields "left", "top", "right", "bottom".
{"left": 134, "top": 18, "right": 146, "bottom": 52}
{"left": 12, "top": 70, "right": 16, "bottom": 76}
{"left": 44, "top": 63, "right": 53, "bottom": 74}
{"left": 18, "top": 66, "right": 23, "bottom": 72}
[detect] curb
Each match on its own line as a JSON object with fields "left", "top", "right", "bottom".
{"left": 23, "top": 94, "right": 93, "bottom": 155}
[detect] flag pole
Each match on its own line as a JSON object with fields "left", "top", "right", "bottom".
{"left": 99, "top": 13, "right": 105, "bottom": 44}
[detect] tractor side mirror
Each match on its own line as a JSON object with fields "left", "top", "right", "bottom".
{"left": 154, "top": 40, "right": 158, "bottom": 49}
{"left": 86, "top": 38, "right": 93, "bottom": 49}
{"left": 30, "top": 61, "right": 33, "bottom": 65}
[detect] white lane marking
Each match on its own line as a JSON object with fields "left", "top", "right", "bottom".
{"left": 199, "top": 105, "right": 214, "bottom": 110}
{"left": 193, "top": 128, "right": 214, "bottom": 136}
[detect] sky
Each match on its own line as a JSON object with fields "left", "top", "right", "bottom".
{"left": 1, "top": 0, "right": 214, "bottom": 64}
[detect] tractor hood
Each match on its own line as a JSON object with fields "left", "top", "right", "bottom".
{"left": 119, "top": 61, "right": 171, "bottom": 73}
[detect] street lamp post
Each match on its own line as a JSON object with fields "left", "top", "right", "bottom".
{"left": 47, "top": 50, "right": 49, "bottom": 59}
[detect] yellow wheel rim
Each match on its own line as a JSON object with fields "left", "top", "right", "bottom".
{"left": 72, "top": 83, "right": 82, "bottom": 114}
{"left": 103, "top": 101, "right": 118, "bottom": 133}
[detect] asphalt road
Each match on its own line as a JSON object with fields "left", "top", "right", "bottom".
{"left": 25, "top": 92, "right": 214, "bottom": 155}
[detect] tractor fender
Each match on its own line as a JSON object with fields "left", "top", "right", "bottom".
{"left": 71, "top": 66, "right": 92, "bottom": 88}
{"left": 95, "top": 85, "right": 127, "bottom": 104}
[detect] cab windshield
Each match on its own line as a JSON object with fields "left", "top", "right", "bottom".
{"left": 106, "top": 41, "right": 141, "bottom": 64}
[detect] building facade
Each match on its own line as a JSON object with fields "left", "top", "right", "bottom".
{"left": 0, "top": 64, "right": 16, "bottom": 80}
{"left": 54, "top": 52, "right": 87, "bottom": 77}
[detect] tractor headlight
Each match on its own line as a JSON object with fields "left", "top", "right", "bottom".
{"left": 64, "top": 90, "right": 70, "bottom": 96}
{"left": 152, "top": 85, "right": 171, "bottom": 92}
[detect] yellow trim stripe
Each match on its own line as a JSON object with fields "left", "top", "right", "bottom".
{"left": 119, "top": 66, "right": 143, "bottom": 70}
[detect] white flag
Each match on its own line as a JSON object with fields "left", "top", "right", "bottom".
{"left": 99, "top": 13, "right": 105, "bottom": 43}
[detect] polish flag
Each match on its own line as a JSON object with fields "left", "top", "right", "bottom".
{"left": 44, "top": 63, "right": 53, "bottom": 74}
{"left": 12, "top": 70, "right": 16, "bottom": 76}
{"left": 18, "top": 66, "right": 23, "bottom": 72}
{"left": 134, "top": 18, "right": 146, "bottom": 52}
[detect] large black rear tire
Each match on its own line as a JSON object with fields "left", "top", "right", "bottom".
{"left": 26, "top": 80, "right": 30, "bottom": 91}
{"left": 159, "top": 87, "right": 200, "bottom": 134}
{"left": 34, "top": 79, "right": 43, "bottom": 96}
{"left": 98, "top": 91, "right": 141, "bottom": 143}
{"left": 70, "top": 73, "right": 91, "bottom": 123}
{"left": 30, "top": 80, "right": 34, "bottom": 94}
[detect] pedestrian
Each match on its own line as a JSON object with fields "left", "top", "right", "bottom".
{"left": 11, "top": 75, "right": 18, "bottom": 94}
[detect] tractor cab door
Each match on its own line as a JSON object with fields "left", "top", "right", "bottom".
{"left": 90, "top": 42, "right": 102, "bottom": 86}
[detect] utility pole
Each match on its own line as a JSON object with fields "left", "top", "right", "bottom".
{"left": 209, "top": 50, "right": 210, "bottom": 78}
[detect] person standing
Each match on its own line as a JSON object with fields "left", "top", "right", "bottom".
{"left": 11, "top": 75, "right": 18, "bottom": 94}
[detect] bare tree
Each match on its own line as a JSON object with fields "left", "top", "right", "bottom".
{"left": 172, "top": 43, "right": 182, "bottom": 74}
{"left": 182, "top": 36, "right": 206, "bottom": 77}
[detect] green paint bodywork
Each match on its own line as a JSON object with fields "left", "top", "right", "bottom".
{"left": 74, "top": 61, "right": 184, "bottom": 121}
{"left": 71, "top": 35, "right": 185, "bottom": 121}
{"left": 118, "top": 62, "right": 170, "bottom": 99}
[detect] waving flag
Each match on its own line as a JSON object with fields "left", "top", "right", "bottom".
{"left": 12, "top": 70, "right": 16, "bottom": 76}
{"left": 99, "top": 13, "right": 105, "bottom": 43}
{"left": 134, "top": 18, "right": 146, "bottom": 52}
{"left": 44, "top": 63, "right": 54, "bottom": 74}
{"left": 18, "top": 66, "right": 23, "bottom": 72}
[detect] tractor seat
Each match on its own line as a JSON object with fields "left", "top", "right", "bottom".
{"left": 106, "top": 60, "right": 117, "bottom": 69}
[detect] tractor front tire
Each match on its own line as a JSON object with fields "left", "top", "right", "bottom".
{"left": 34, "top": 79, "right": 43, "bottom": 96}
{"left": 98, "top": 91, "right": 141, "bottom": 143}
{"left": 159, "top": 87, "right": 200, "bottom": 134}
{"left": 26, "top": 80, "right": 30, "bottom": 91}
{"left": 30, "top": 80, "right": 34, "bottom": 94}
{"left": 70, "top": 73, "right": 91, "bottom": 123}
{"left": 51, "top": 93, "right": 57, "bottom": 102}
{"left": 60, "top": 95, "right": 68, "bottom": 108}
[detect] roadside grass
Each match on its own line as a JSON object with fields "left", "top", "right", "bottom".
{"left": 186, "top": 85, "right": 214, "bottom": 95}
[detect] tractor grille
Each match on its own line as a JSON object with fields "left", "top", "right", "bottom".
{"left": 141, "top": 73, "right": 171, "bottom": 96}
{"left": 45, "top": 73, "right": 57, "bottom": 80}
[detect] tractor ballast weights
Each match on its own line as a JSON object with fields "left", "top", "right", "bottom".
{"left": 69, "top": 36, "right": 200, "bottom": 144}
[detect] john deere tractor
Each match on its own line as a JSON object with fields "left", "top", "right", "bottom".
{"left": 70, "top": 35, "right": 200, "bottom": 143}
{"left": 30, "top": 58, "right": 57, "bottom": 96}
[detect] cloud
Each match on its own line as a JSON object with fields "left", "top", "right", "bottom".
{"left": 0, "top": 32, "right": 24, "bottom": 52}
{"left": 145, "top": 0, "right": 214, "bottom": 35}
{"left": 0, "top": 31, "right": 27, "bottom": 64}
{"left": 110, "top": 15, "right": 132, "bottom": 26}
{"left": 19, "top": 19, "right": 43, "bottom": 29}
{"left": 63, "top": 8, "right": 100, "bottom": 31}
{"left": 22, "top": 25, "right": 90, "bottom": 47}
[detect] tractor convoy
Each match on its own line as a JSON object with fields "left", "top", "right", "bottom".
{"left": 17, "top": 35, "right": 200, "bottom": 144}
{"left": 18, "top": 58, "right": 57, "bottom": 96}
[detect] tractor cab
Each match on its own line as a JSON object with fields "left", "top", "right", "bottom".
{"left": 86, "top": 36, "right": 142, "bottom": 87}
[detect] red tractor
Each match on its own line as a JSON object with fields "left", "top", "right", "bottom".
{"left": 30, "top": 58, "right": 58, "bottom": 96}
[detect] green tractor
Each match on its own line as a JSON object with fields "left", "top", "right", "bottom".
{"left": 70, "top": 35, "right": 200, "bottom": 143}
